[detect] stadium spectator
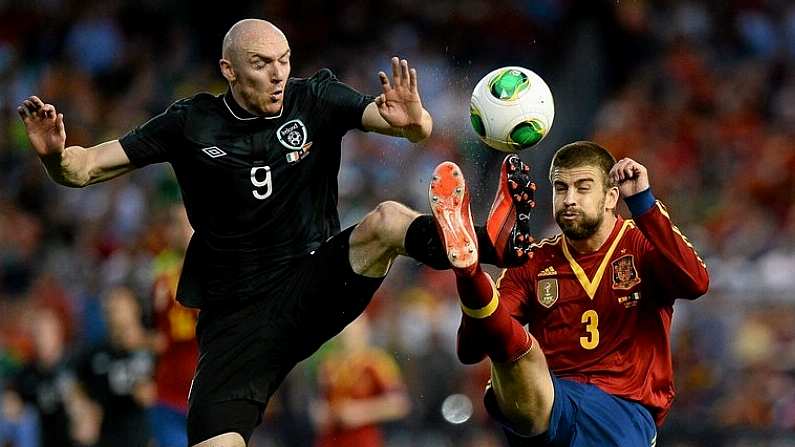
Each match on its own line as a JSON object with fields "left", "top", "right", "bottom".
{"left": 311, "top": 314, "right": 410, "bottom": 447}
{"left": 73, "top": 286, "right": 155, "bottom": 447}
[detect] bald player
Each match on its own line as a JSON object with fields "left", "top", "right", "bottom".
{"left": 16, "top": 18, "right": 438, "bottom": 447}
{"left": 19, "top": 18, "right": 540, "bottom": 445}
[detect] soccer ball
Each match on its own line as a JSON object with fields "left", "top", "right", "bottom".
{"left": 469, "top": 66, "right": 554, "bottom": 153}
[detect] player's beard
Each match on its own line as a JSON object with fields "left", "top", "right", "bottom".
{"left": 555, "top": 197, "right": 605, "bottom": 241}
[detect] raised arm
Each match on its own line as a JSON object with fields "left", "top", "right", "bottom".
{"left": 361, "top": 57, "right": 432, "bottom": 143}
{"left": 610, "top": 158, "right": 709, "bottom": 299}
{"left": 18, "top": 96, "right": 136, "bottom": 187}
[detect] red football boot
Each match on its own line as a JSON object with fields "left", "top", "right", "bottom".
{"left": 429, "top": 161, "right": 478, "bottom": 273}
{"left": 485, "top": 154, "right": 536, "bottom": 266}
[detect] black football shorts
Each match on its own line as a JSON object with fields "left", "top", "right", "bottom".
{"left": 186, "top": 226, "right": 385, "bottom": 444}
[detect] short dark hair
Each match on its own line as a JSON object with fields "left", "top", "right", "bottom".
{"left": 549, "top": 141, "right": 616, "bottom": 189}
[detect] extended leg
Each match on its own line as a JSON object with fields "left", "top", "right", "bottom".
{"left": 429, "top": 159, "right": 553, "bottom": 436}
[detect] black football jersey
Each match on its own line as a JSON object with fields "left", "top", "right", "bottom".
{"left": 75, "top": 344, "right": 154, "bottom": 447}
{"left": 119, "top": 69, "right": 374, "bottom": 307}
{"left": 14, "top": 363, "right": 75, "bottom": 447}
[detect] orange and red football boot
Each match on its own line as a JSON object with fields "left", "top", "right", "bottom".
{"left": 485, "top": 154, "right": 536, "bottom": 266}
{"left": 429, "top": 161, "right": 478, "bottom": 273}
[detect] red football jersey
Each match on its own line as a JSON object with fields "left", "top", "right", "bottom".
{"left": 152, "top": 251, "right": 199, "bottom": 412}
{"left": 497, "top": 201, "right": 708, "bottom": 425}
{"left": 315, "top": 349, "right": 404, "bottom": 447}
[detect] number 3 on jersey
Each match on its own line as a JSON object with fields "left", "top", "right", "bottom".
{"left": 250, "top": 166, "right": 272, "bottom": 200}
{"left": 580, "top": 310, "right": 600, "bottom": 350}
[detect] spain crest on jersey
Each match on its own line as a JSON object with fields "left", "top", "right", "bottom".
{"left": 537, "top": 278, "right": 558, "bottom": 308}
{"left": 611, "top": 254, "right": 641, "bottom": 290}
{"left": 277, "top": 119, "right": 313, "bottom": 163}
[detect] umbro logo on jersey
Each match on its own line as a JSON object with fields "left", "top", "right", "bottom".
{"left": 202, "top": 146, "right": 227, "bottom": 158}
{"left": 538, "top": 266, "right": 557, "bottom": 277}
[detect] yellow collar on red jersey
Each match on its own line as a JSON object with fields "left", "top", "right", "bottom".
{"left": 561, "top": 219, "right": 635, "bottom": 299}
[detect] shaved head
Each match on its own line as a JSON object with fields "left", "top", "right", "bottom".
{"left": 219, "top": 18, "right": 291, "bottom": 116}
{"left": 222, "top": 19, "right": 287, "bottom": 62}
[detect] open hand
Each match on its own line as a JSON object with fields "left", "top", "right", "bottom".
{"left": 375, "top": 57, "right": 424, "bottom": 130}
{"left": 17, "top": 96, "right": 66, "bottom": 159}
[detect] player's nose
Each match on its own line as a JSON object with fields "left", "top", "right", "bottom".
{"left": 563, "top": 190, "right": 577, "bottom": 205}
{"left": 271, "top": 66, "right": 286, "bottom": 83}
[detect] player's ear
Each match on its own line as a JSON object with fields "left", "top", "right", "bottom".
{"left": 605, "top": 185, "right": 619, "bottom": 211}
{"left": 219, "top": 59, "right": 236, "bottom": 82}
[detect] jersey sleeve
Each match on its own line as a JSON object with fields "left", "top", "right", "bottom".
{"left": 496, "top": 266, "right": 533, "bottom": 324}
{"left": 626, "top": 189, "right": 709, "bottom": 301}
{"left": 119, "top": 99, "right": 190, "bottom": 167}
{"left": 369, "top": 350, "right": 405, "bottom": 392}
{"left": 308, "top": 68, "right": 375, "bottom": 132}
{"left": 73, "top": 349, "right": 105, "bottom": 404}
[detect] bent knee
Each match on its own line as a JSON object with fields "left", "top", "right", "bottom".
{"left": 498, "top": 401, "right": 550, "bottom": 436}
{"left": 192, "top": 432, "right": 246, "bottom": 447}
{"left": 371, "top": 201, "right": 415, "bottom": 226}
{"left": 357, "top": 201, "right": 418, "bottom": 244}
{"left": 491, "top": 356, "right": 554, "bottom": 435}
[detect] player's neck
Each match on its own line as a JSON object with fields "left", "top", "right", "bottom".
{"left": 567, "top": 214, "right": 618, "bottom": 254}
{"left": 229, "top": 89, "right": 259, "bottom": 117}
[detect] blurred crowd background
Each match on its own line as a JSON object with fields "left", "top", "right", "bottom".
{"left": 1, "top": 0, "right": 794, "bottom": 446}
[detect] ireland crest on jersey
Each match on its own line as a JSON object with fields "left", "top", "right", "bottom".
{"left": 277, "top": 119, "right": 313, "bottom": 163}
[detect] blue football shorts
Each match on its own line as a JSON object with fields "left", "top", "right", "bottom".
{"left": 484, "top": 372, "right": 657, "bottom": 446}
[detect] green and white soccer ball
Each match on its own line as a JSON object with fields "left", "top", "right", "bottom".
{"left": 469, "top": 66, "right": 554, "bottom": 153}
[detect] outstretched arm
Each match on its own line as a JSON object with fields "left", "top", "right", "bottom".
{"left": 361, "top": 57, "right": 432, "bottom": 143}
{"left": 18, "top": 96, "right": 135, "bottom": 187}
